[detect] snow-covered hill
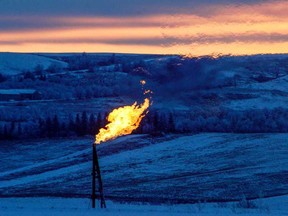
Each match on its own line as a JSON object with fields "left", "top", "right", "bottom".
{"left": 245, "top": 75, "right": 288, "bottom": 92}
{"left": 0, "top": 53, "right": 67, "bottom": 76}
{"left": 0, "top": 133, "right": 287, "bottom": 203}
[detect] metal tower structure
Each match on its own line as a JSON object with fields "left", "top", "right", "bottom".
{"left": 92, "top": 143, "right": 106, "bottom": 208}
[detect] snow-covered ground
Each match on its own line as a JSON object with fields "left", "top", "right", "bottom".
{"left": 245, "top": 75, "right": 288, "bottom": 93}
{"left": 0, "top": 195, "right": 288, "bottom": 216}
{"left": 0, "top": 53, "right": 67, "bottom": 75}
{"left": 223, "top": 89, "right": 288, "bottom": 110}
{"left": 222, "top": 75, "right": 288, "bottom": 110}
{"left": 1, "top": 52, "right": 288, "bottom": 123}
{"left": 0, "top": 133, "right": 287, "bottom": 203}
{"left": 1, "top": 53, "right": 288, "bottom": 215}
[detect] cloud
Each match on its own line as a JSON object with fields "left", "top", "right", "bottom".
{"left": 0, "top": 0, "right": 286, "bottom": 32}
{"left": 0, "top": 16, "right": 172, "bottom": 32}
{"left": 0, "top": 33, "right": 287, "bottom": 46}
{"left": 0, "top": 0, "right": 287, "bottom": 55}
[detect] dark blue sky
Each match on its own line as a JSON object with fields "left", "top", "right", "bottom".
{"left": 0, "top": 0, "right": 269, "bottom": 16}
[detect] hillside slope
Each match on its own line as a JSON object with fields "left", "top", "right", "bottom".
{"left": 0, "top": 133, "right": 287, "bottom": 203}
{"left": 0, "top": 53, "right": 67, "bottom": 75}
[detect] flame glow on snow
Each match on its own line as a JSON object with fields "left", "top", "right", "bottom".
{"left": 95, "top": 98, "right": 150, "bottom": 144}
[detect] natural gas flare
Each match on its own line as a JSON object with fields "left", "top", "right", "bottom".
{"left": 95, "top": 98, "right": 150, "bottom": 144}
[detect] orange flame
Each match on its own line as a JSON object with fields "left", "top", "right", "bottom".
{"left": 95, "top": 98, "right": 150, "bottom": 144}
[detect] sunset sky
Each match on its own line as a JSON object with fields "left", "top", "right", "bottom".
{"left": 0, "top": 0, "right": 287, "bottom": 55}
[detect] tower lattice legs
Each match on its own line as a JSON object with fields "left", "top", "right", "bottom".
{"left": 92, "top": 144, "right": 106, "bottom": 208}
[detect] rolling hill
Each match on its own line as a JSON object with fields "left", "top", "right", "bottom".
{"left": 0, "top": 133, "right": 287, "bottom": 204}
{"left": 0, "top": 53, "right": 67, "bottom": 76}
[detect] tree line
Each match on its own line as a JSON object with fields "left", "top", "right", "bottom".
{"left": 2, "top": 107, "right": 288, "bottom": 141}
{"left": 0, "top": 111, "right": 176, "bottom": 140}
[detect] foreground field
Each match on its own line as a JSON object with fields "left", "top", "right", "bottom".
{"left": 1, "top": 196, "right": 288, "bottom": 216}
{"left": 0, "top": 133, "right": 287, "bottom": 204}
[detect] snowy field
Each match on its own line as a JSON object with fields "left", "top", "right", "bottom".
{"left": 0, "top": 133, "right": 287, "bottom": 204}
{"left": 0, "top": 196, "right": 288, "bottom": 216}
{"left": 0, "top": 53, "right": 67, "bottom": 75}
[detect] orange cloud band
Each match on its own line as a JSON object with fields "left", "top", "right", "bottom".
{"left": 0, "top": 0, "right": 287, "bottom": 55}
